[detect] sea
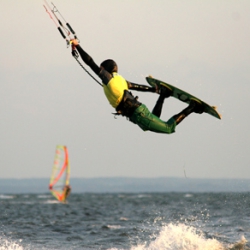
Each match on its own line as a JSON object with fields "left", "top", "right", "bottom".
{"left": 0, "top": 192, "right": 250, "bottom": 250}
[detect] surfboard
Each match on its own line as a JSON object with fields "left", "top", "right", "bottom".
{"left": 146, "top": 76, "right": 221, "bottom": 120}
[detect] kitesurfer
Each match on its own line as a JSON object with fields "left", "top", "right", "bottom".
{"left": 70, "top": 39, "right": 204, "bottom": 134}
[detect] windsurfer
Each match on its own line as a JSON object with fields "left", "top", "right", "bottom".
{"left": 63, "top": 185, "right": 71, "bottom": 201}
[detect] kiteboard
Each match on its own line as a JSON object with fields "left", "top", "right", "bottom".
{"left": 146, "top": 76, "right": 221, "bottom": 120}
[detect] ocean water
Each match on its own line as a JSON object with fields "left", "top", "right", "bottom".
{"left": 0, "top": 193, "right": 250, "bottom": 250}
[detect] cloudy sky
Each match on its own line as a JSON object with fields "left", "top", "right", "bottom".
{"left": 0, "top": 1, "right": 249, "bottom": 181}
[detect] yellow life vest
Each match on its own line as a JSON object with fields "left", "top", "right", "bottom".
{"left": 103, "top": 73, "right": 128, "bottom": 108}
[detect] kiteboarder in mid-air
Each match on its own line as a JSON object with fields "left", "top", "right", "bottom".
{"left": 70, "top": 39, "right": 204, "bottom": 134}
{"left": 43, "top": 2, "right": 205, "bottom": 134}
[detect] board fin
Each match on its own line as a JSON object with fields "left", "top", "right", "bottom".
{"left": 211, "top": 106, "right": 222, "bottom": 119}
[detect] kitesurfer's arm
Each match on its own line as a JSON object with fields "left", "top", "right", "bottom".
{"left": 71, "top": 39, "right": 101, "bottom": 76}
{"left": 127, "top": 81, "right": 157, "bottom": 93}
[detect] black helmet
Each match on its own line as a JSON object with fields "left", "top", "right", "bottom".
{"left": 100, "top": 59, "right": 118, "bottom": 74}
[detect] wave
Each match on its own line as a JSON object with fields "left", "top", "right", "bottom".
{"left": 128, "top": 223, "right": 248, "bottom": 250}
{"left": 0, "top": 195, "right": 15, "bottom": 200}
{"left": 0, "top": 237, "right": 23, "bottom": 250}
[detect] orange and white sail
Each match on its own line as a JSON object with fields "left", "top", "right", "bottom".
{"left": 49, "top": 145, "right": 70, "bottom": 202}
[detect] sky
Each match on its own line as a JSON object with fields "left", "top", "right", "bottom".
{"left": 0, "top": 0, "right": 249, "bottom": 181}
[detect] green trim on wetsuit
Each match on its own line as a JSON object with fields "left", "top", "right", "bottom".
{"left": 129, "top": 104, "right": 176, "bottom": 134}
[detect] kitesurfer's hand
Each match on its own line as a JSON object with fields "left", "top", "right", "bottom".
{"left": 70, "top": 39, "right": 79, "bottom": 46}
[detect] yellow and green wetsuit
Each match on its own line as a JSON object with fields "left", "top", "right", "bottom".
{"left": 75, "top": 44, "right": 178, "bottom": 134}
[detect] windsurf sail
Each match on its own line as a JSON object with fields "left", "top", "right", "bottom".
{"left": 49, "top": 145, "right": 71, "bottom": 202}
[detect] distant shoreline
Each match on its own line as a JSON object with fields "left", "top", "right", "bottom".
{"left": 1, "top": 177, "right": 250, "bottom": 194}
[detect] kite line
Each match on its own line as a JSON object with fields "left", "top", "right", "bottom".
{"left": 43, "top": 1, "right": 102, "bottom": 87}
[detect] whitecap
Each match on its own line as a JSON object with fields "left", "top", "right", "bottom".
{"left": 107, "top": 225, "right": 122, "bottom": 229}
{"left": 0, "top": 237, "right": 24, "bottom": 250}
{"left": 0, "top": 195, "right": 14, "bottom": 199}
{"left": 130, "top": 223, "right": 226, "bottom": 250}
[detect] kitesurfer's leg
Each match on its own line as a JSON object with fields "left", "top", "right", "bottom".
{"left": 152, "top": 86, "right": 172, "bottom": 118}
{"left": 129, "top": 104, "right": 176, "bottom": 134}
{"left": 172, "top": 100, "right": 204, "bottom": 125}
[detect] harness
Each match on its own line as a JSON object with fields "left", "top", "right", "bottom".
{"left": 115, "top": 90, "right": 141, "bottom": 117}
